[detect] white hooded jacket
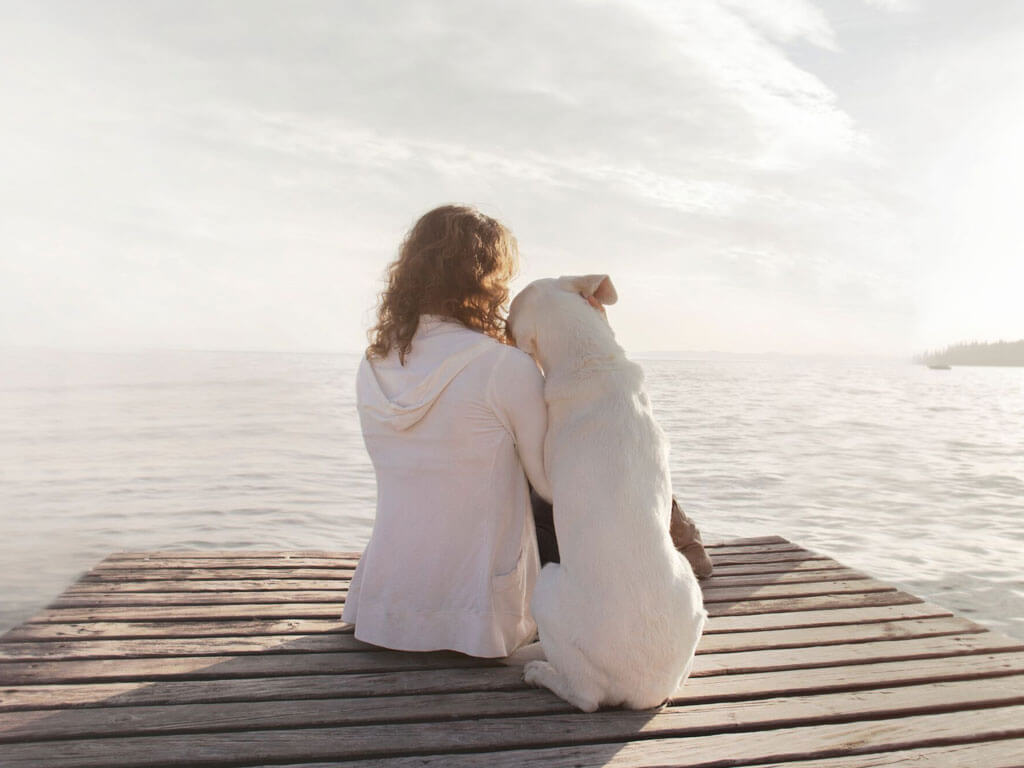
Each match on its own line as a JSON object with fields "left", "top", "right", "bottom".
{"left": 342, "top": 315, "right": 550, "bottom": 657}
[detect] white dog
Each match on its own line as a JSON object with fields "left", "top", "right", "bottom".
{"left": 507, "top": 274, "right": 706, "bottom": 712}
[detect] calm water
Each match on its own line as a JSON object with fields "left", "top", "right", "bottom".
{"left": 2, "top": 348, "right": 1022, "bottom": 638}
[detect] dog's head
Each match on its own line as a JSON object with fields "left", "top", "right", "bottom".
{"left": 508, "top": 274, "right": 618, "bottom": 368}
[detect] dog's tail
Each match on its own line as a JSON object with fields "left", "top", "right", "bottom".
{"left": 501, "top": 641, "right": 546, "bottom": 665}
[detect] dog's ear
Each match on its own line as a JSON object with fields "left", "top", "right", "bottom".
{"left": 561, "top": 274, "right": 618, "bottom": 305}
{"left": 508, "top": 288, "right": 539, "bottom": 359}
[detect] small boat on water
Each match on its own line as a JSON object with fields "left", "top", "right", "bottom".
{"left": 928, "top": 363, "right": 952, "bottom": 370}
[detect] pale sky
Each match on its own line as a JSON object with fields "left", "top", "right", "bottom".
{"left": 2, "top": 0, "right": 1022, "bottom": 356}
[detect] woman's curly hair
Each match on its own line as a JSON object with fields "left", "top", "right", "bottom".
{"left": 368, "top": 205, "right": 520, "bottom": 364}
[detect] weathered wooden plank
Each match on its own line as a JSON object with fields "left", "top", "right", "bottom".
{"left": 62, "top": 568, "right": 870, "bottom": 595}
{"left": 675, "top": 650, "right": 1024, "bottom": 703}
{"left": 80, "top": 567, "right": 356, "bottom": 581}
{"left": 25, "top": 604, "right": 348, "bottom": 623}
{"left": 26, "top": 589, "right": 922, "bottom": 624}
{"left": 692, "top": 631, "right": 1024, "bottom": 677}
{"left": 1, "top": 619, "right": 350, "bottom": 642}
{"left": 105, "top": 550, "right": 364, "bottom": 560}
{"left": 75, "top": 557, "right": 849, "bottom": 583}
{"left": 266, "top": 739, "right": 1024, "bottom": 768}
{"left": 3, "top": 602, "right": 952, "bottom": 645}
{"left": 742, "top": 738, "right": 1024, "bottom": 767}
{"left": 4, "top": 650, "right": 1023, "bottom": 712}
{"left": 100, "top": 543, "right": 804, "bottom": 570}
{"left": 0, "top": 649, "right": 498, "bottom": 685}
{"left": 702, "top": 579, "right": 894, "bottom": 602}
{"left": 700, "top": 542, "right": 804, "bottom": 555}
{"left": 0, "top": 667, "right": 524, "bottom": 711}
{"left": 704, "top": 602, "right": 953, "bottom": 633}
{"left": 48, "top": 578, "right": 894, "bottom": 608}
{"left": 92, "top": 558, "right": 361, "bottom": 571}
{"left": 698, "top": 615, "right": 988, "bottom": 653}
{"left": 1, "top": 674, "right": 1021, "bottom": 749}
{"left": 694, "top": 549, "right": 832, "bottom": 566}
{"left": 2, "top": 689, "right": 570, "bottom": 742}
{"left": 89, "top": 549, "right": 826, "bottom": 573}
{"left": 3, "top": 631, "right": 1018, "bottom": 686}
{"left": 2, "top": 694, "right": 1022, "bottom": 767}
{"left": 0, "top": 633, "right": 374, "bottom": 661}
{"left": 0, "top": 616, "right": 987, "bottom": 663}
{"left": 97, "top": 537, "right": 787, "bottom": 563}
{"left": 66, "top": 579, "right": 355, "bottom": 593}
{"left": 702, "top": 559, "right": 848, "bottom": 577}
{"left": 698, "top": 568, "right": 869, "bottom": 589}
{"left": 710, "top": 590, "right": 923, "bottom": 616}
{"left": 703, "top": 535, "right": 789, "bottom": 547}
{"left": 50, "top": 590, "right": 349, "bottom": 607}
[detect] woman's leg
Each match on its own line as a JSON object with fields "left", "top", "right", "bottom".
{"left": 530, "top": 487, "right": 560, "bottom": 565}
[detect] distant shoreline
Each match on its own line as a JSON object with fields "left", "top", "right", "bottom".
{"left": 915, "top": 339, "right": 1024, "bottom": 368}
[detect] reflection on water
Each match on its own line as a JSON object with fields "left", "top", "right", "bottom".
{"left": 1, "top": 348, "right": 1022, "bottom": 638}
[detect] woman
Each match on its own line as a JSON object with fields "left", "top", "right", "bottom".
{"left": 342, "top": 204, "right": 552, "bottom": 658}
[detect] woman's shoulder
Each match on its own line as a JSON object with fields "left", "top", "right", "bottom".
{"left": 484, "top": 343, "right": 544, "bottom": 405}
{"left": 478, "top": 338, "right": 536, "bottom": 370}
{"left": 355, "top": 351, "right": 376, "bottom": 381}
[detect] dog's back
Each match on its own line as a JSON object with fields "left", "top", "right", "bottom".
{"left": 509, "top": 275, "right": 707, "bottom": 711}
{"left": 542, "top": 361, "right": 706, "bottom": 708}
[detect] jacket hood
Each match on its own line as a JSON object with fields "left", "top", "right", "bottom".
{"left": 357, "top": 319, "right": 495, "bottom": 431}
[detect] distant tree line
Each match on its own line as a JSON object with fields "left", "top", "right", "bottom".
{"left": 915, "top": 339, "right": 1024, "bottom": 367}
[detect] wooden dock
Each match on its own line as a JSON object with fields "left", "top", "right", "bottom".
{"left": 1, "top": 535, "right": 1023, "bottom": 767}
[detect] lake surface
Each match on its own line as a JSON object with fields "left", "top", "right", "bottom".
{"left": 2, "top": 347, "right": 1022, "bottom": 639}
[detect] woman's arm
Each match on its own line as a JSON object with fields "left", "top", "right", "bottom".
{"left": 491, "top": 348, "right": 552, "bottom": 503}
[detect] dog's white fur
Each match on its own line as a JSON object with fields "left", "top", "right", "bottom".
{"left": 506, "top": 274, "right": 707, "bottom": 712}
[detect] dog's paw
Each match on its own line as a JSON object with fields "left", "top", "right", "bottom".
{"left": 523, "top": 660, "right": 548, "bottom": 687}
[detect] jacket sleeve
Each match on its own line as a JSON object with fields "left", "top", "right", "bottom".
{"left": 490, "top": 348, "right": 552, "bottom": 503}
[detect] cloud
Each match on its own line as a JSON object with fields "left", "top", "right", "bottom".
{"left": 721, "top": 0, "right": 838, "bottom": 48}
{"left": 0, "top": 0, "right": 925, "bottom": 354}
{"left": 862, "top": 0, "right": 920, "bottom": 13}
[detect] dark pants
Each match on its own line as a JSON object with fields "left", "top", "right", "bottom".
{"left": 530, "top": 487, "right": 560, "bottom": 565}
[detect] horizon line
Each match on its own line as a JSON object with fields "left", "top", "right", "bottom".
{"left": 1, "top": 343, "right": 915, "bottom": 360}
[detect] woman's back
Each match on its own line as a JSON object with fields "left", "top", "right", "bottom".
{"left": 343, "top": 315, "right": 548, "bottom": 657}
